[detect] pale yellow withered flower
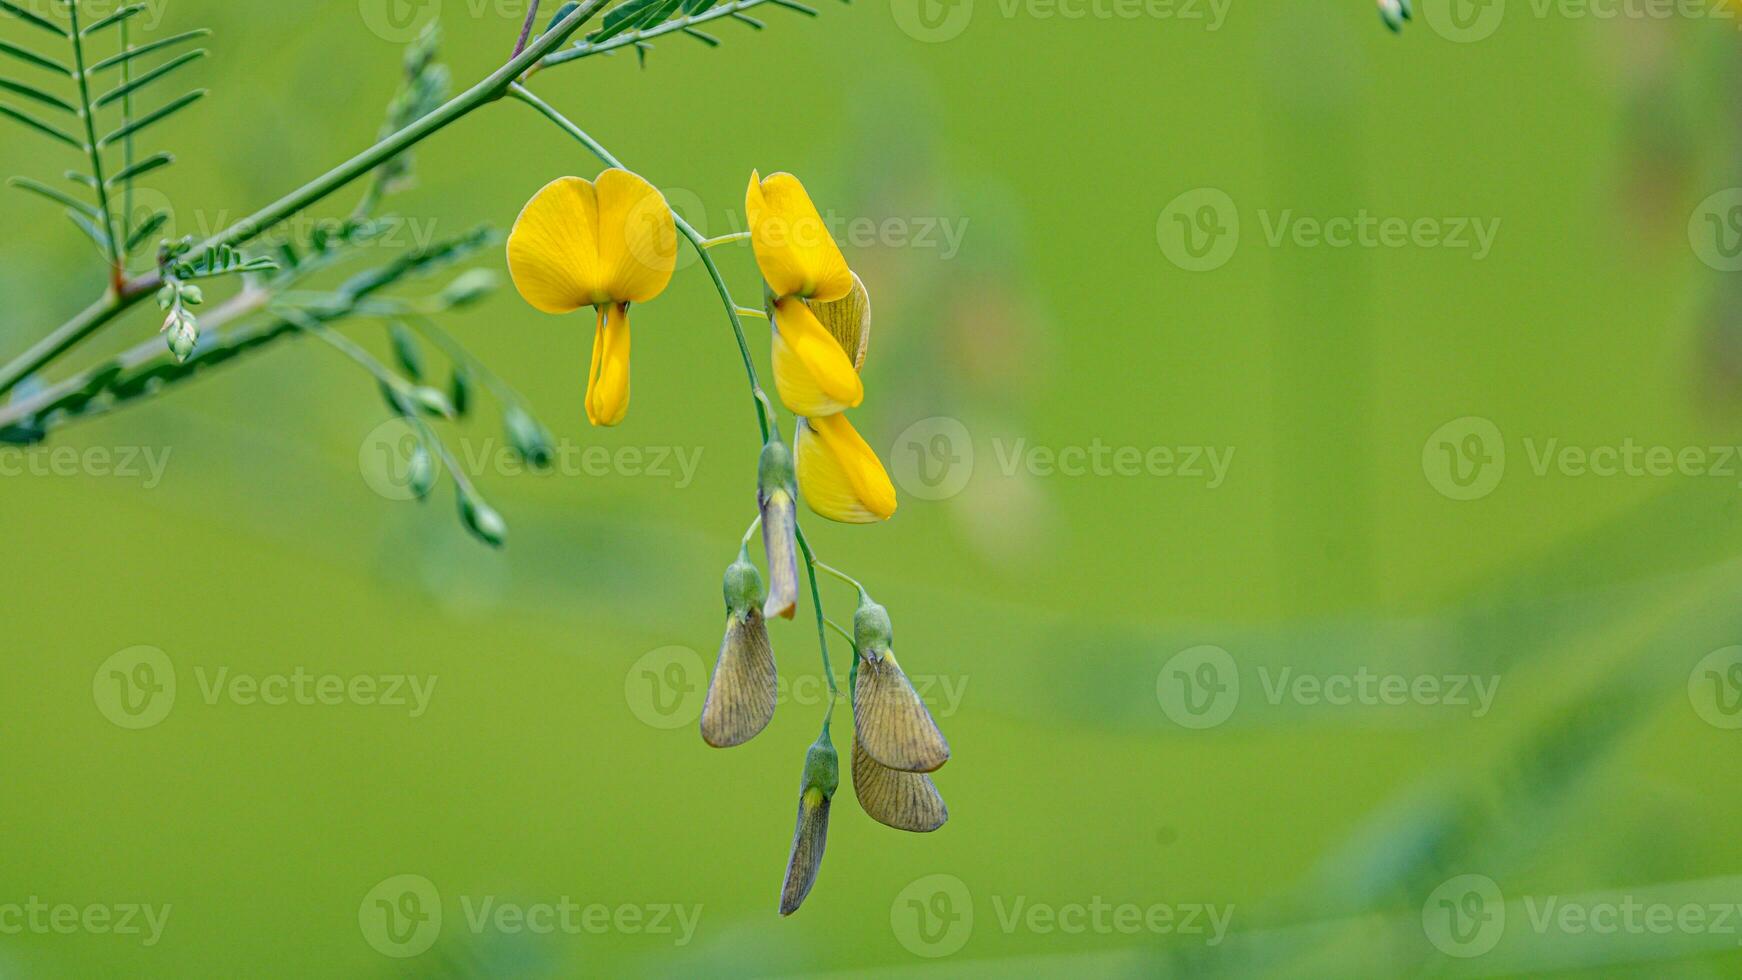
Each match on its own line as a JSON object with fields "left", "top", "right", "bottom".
{"left": 852, "top": 599, "right": 949, "bottom": 774}
{"left": 701, "top": 554, "right": 778, "bottom": 748}
{"left": 851, "top": 740, "right": 948, "bottom": 833}
{"left": 778, "top": 730, "right": 839, "bottom": 916}
{"left": 506, "top": 169, "right": 677, "bottom": 426}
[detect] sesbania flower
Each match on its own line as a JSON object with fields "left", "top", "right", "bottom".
{"left": 746, "top": 172, "right": 896, "bottom": 524}
{"left": 506, "top": 168, "right": 678, "bottom": 426}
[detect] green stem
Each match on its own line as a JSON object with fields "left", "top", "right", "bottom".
{"left": 812, "top": 560, "right": 867, "bottom": 598}
{"left": 65, "top": 0, "right": 121, "bottom": 282}
{"left": 0, "top": 0, "right": 609, "bottom": 400}
{"left": 797, "top": 526, "right": 838, "bottom": 697}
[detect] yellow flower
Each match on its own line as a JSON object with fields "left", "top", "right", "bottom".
{"left": 771, "top": 297, "right": 863, "bottom": 417}
{"left": 746, "top": 170, "right": 853, "bottom": 303}
{"left": 506, "top": 169, "right": 678, "bottom": 426}
{"left": 796, "top": 414, "right": 897, "bottom": 524}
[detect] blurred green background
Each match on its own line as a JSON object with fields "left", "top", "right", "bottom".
{"left": 5, "top": 0, "right": 1742, "bottom": 975}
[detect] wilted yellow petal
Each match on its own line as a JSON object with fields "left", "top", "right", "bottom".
{"left": 795, "top": 415, "right": 897, "bottom": 524}
{"left": 585, "top": 303, "right": 631, "bottom": 427}
{"left": 760, "top": 487, "right": 800, "bottom": 620}
{"left": 779, "top": 789, "right": 831, "bottom": 916}
{"left": 852, "top": 741, "right": 948, "bottom": 832}
{"left": 747, "top": 171, "right": 853, "bottom": 302}
{"left": 807, "top": 273, "right": 872, "bottom": 372}
{"left": 772, "top": 298, "right": 863, "bottom": 417}
{"left": 594, "top": 168, "right": 678, "bottom": 303}
{"left": 701, "top": 608, "right": 778, "bottom": 748}
{"left": 854, "top": 648, "right": 949, "bottom": 773}
{"left": 507, "top": 176, "right": 606, "bottom": 313}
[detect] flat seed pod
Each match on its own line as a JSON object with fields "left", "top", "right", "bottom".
{"left": 700, "top": 608, "right": 777, "bottom": 748}
{"left": 854, "top": 650, "right": 950, "bottom": 773}
{"left": 852, "top": 740, "right": 948, "bottom": 833}
{"left": 778, "top": 791, "right": 831, "bottom": 916}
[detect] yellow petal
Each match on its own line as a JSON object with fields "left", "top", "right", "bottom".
{"left": 507, "top": 176, "right": 606, "bottom": 314}
{"left": 585, "top": 303, "right": 631, "bottom": 427}
{"left": 747, "top": 171, "right": 853, "bottom": 302}
{"left": 795, "top": 414, "right": 897, "bottom": 524}
{"left": 594, "top": 167, "right": 678, "bottom": 303}
{"left": 772, "top": 298, "right": 863, "bottom": 416}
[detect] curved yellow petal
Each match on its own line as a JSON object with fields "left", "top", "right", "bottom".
{"left": 747, "top": 171, "right": 853, "bottom": 302}
{"left": 773, "top": 298, "right": 863, "bottom": 417}
{"left": 795, "top": 415, "right": 897, "bottom": 524}
{"left": 585, "top": 303, "right": 631, "bottom": 427}
{"left": 507, "top": 176, "right": 606, "bottom": 314}
{"left": 595, "top": 168, "right": 678, "bottom": 303}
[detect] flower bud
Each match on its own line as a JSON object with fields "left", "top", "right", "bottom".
{"left": 779, "top": 730, "right": 839, "bottom": 916}
{"left": 758, "top": 439, "right": 800, "bottom": 620}
{"left": 504, "top": 405, "right": 555, "bottom": 468}
{"left": 702, "top": 554, "right": 777, "bottom": 749}
{"left": 440, "top": 269, "right": 500, "bottom": 309}
{"left": 163, "top": 309, "right": 198, "bottom": 364}
{"left": 852, "top": 599, "right": 950, "bottom": 774}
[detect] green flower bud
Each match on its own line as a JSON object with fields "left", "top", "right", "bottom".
{"left": 504, "top": 405, "right": 554, "bottom": 468}
{"left": 458, "top": 493, "right": 507, "bottom": 548}
{"left": 722, "top": 552, "right": 766, "bottom": 615}
{"left": 853, "top": 598, "right": 895, "bottom": 656}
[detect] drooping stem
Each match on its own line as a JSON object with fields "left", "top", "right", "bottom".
{"left": 0, "top": 0, "right": 610, "bottom": 400}
{"left": 511, "top": 0, "right": 543, "bottom": 58}
{"left": 797, "top": 526, "right": 838, "bottom": 697}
